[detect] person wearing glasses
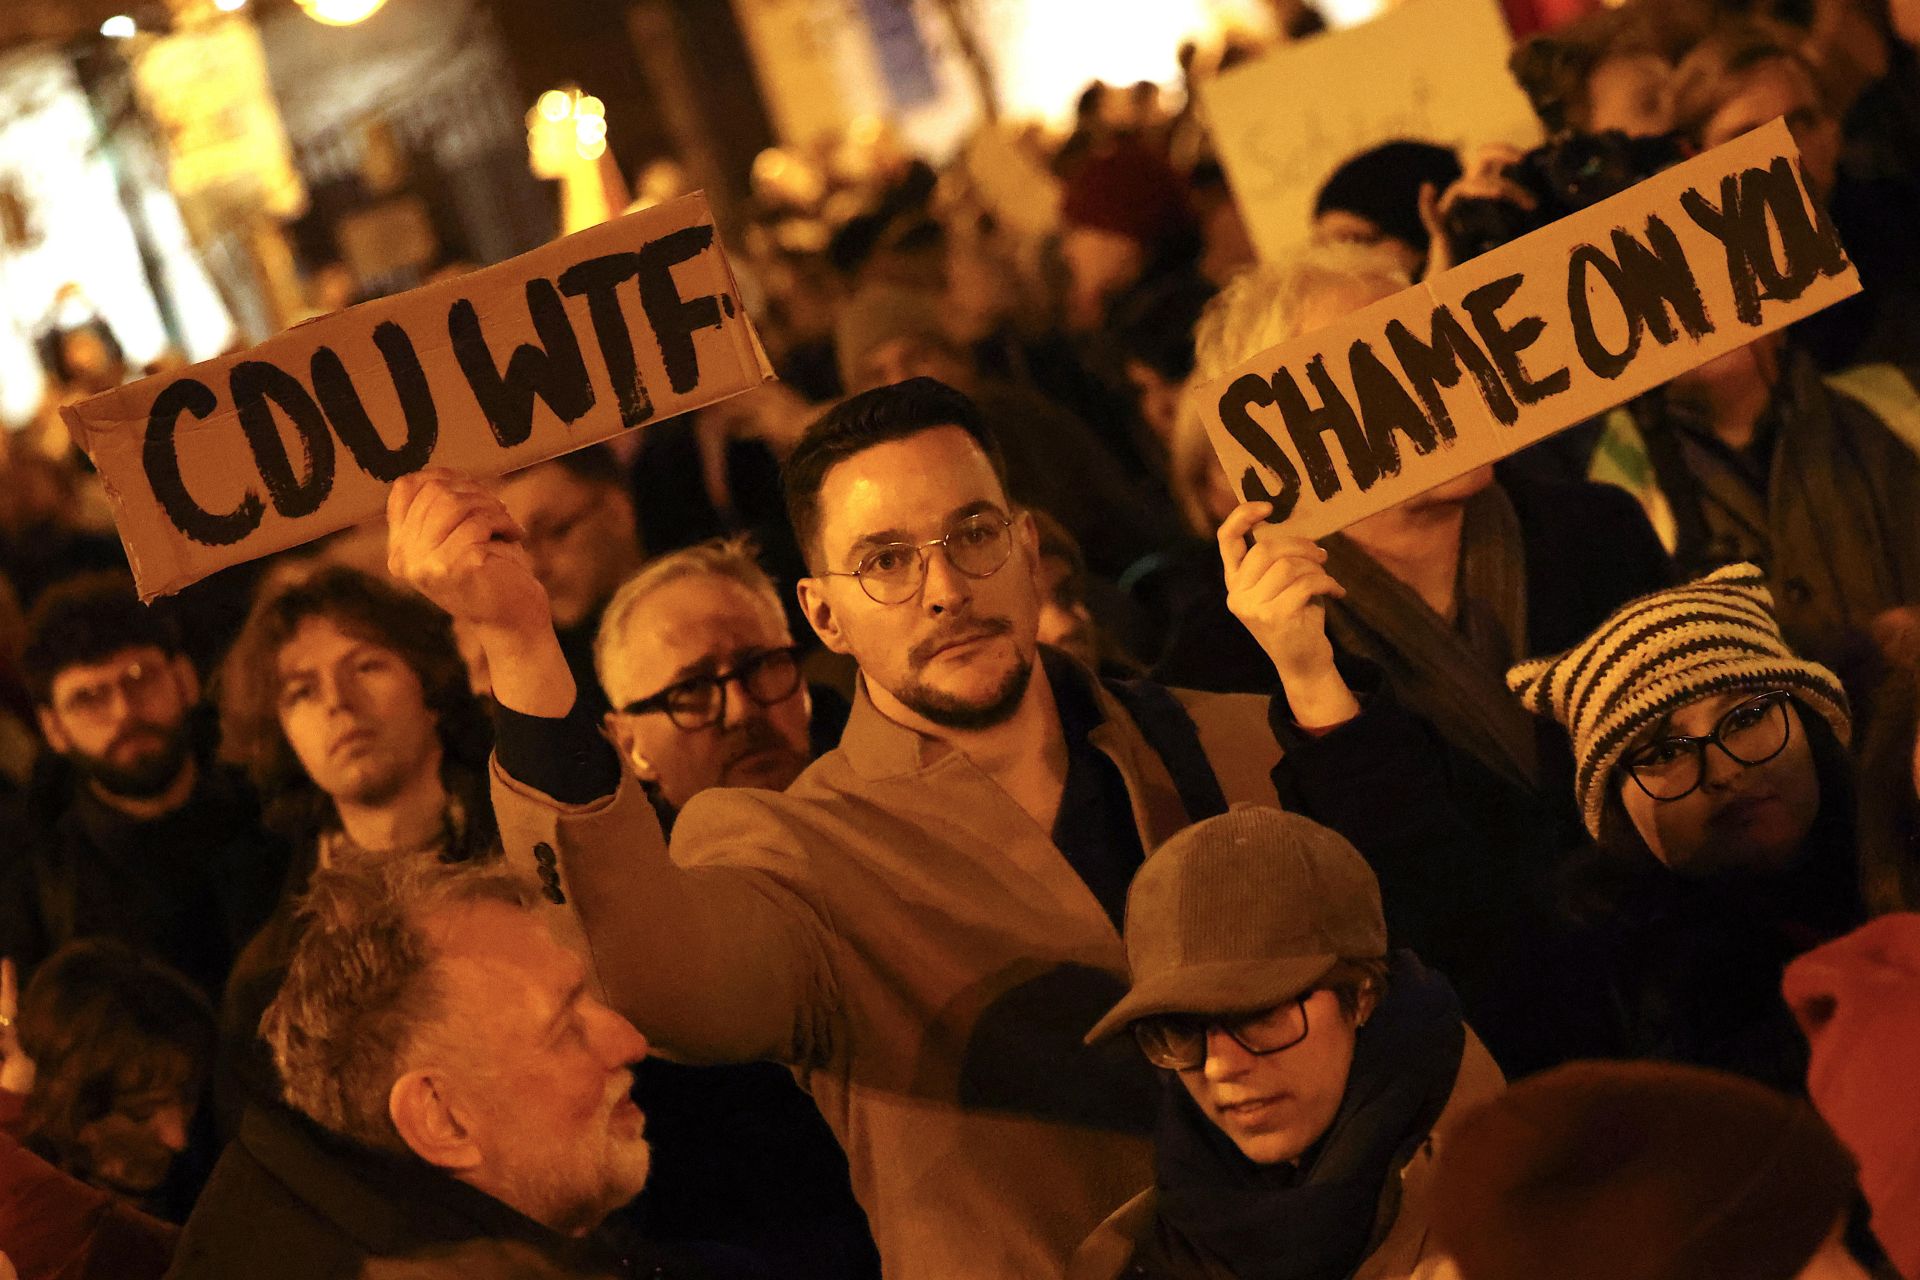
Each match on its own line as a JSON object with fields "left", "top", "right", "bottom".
{"left": 386, "top": 376, "right": 1286, "bottom": 1279}
{"left": 594, "top": 537, "right": 818, "bottom": 817}
{"left": 590, "top": 536, "right": 880, "bottom": 1279}
{"left": 1071, "top": 806, "right": 1503, "bottom": 1280}
{"left": 1508, "top": 561, "right": 1864, "bottom": 1090}
{"left": 0, "top": 573, "right": 284, "bottom": 1005}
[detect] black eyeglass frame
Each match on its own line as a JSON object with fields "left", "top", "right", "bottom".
{"left": 1620, "top": 689, "right": 1796, "bottom": 803}
{"left": 821, "top": 512, "right": 1015, "bottom": 606}
{"left": 1131, "top": 996, "right": 1312, "bottom": 1071}
{"left": 615, "top": 645, "right": 806, "bottom": 731}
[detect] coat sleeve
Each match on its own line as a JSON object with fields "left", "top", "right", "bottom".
{"left": 492, "top": 762, "right": 840, "bottom": 1068}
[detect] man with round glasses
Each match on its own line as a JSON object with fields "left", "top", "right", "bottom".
{"left": 1073, "top": 807, "right": 1503, "bottom": 1280}
{"left": 387, "top": 377, "right": 1284, "bottom": 1278}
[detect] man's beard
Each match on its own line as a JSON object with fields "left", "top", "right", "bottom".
{"left": 894, "top": 618, "right": 1034, "bottom": 731}
{"left": 70, "top": 720, "right": 193, "bottom": 800}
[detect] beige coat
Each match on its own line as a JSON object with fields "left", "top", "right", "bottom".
{"left": 491, "top": 674, "right": 1280, "bottom": 1280}
{"left": 1066, "top": 1032, "right": 1505, "bottom": 1280}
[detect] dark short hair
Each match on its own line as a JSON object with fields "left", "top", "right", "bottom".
{"left": 216, "top": 566, "right": 494, "bottom": 849}
{"left": 1857, "top": 666, "right": 1920, "bottom": 913}
{"left": 781, "top": 377, "right": 1007, "bottom": 569}
{"left": 18, "top": 940, "right": 215, "bottom": 1179}
{"left": 21, "top": 572, "right": 183, "bottom": 707}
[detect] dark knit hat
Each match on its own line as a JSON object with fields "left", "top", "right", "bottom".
{"left": 1312, "top": 140, "right": 1463, "bottom": 255}
{"left": 1430, "top": 1061, "right": 1858, "bottom": 1280}
{"left": 1784, "top": 914, "right": 1920, "bottom": 1280}
{"left": 1507, "top": 563, "right": 1851, "bottom": 837}
{"left": 1084, "top": 805, "right": 1387, "bottom": 1044}
{"left": 1060, "top": 139, "right": 1196, "bottom": 252}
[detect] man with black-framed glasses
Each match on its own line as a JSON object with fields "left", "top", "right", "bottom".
{"left": 1073, "top": 807, "right": 1503, "bottom": 1280}
{"left": 388, "top": 377, "right": 1288, "bottom": 1278}
{"left": 594, "top": 538, "right": 819, "bottom": 816}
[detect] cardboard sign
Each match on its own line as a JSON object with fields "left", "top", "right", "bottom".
{"left": 1201, "top": 0, "right": 1540, "bottom": 263}
{"left": 1198, "top": 121, "right": 1860, "bottom": 543}
{"left": 66, "top": 192, "right": 774, "bottom": 599}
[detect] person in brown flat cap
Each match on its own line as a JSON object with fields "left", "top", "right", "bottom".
{"left": 1070, "top": 806, "right": 1505, "bottom": 1280}
{"left": 1429, "top": 1060, "right": 1868, "bottom": 1280}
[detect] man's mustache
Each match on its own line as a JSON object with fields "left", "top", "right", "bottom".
{"left": 908, "top": 617, "right": 1013, "bottom": 668}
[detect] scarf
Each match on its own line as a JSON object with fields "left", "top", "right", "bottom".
{"left": 1146, "top": 952, "right": 1467, "bottom": 1280}
{"left": 1322, "top": 485, "right": 1541, "bottom": 792}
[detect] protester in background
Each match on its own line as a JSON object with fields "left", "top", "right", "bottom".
{"left": 1108, "top": 273, "right": 1219, "bottom": 459}
{"left": 1058, "top": 137, "right": 1201, "bottom": 335}
{"left": 1784, "top": 913, "right": 1920, "bottom": 1280}
{"left": 7, "top": 942, "right": 214, "bottom": 1221}
{"left": 496, "top": 447, "right": 644, "bottom": 717}
{"left": 214, "top": 567, "right": 497, "bottom": 1123}
{"left": 1510, "top": 564, "right": 1865, "bottom": 1090}
{"left": 1429, "top": 1060, "right": 1867, "bottom": 1280}
{"left": 169, "top": 861, "right": 728, "bottom": 1280}
{"left": 1311, "top": 141, "right": 1463, "bottom": 279}
{"left": 832, "top": 280, "right": 1181, "bottom": 581}
{"left": 0, "top": 573, "right": 35, "bottom": 794}
{"left": 387, "top": 377, "right": 1291, "bottom": 1278}
{"left": 1070, "top": 808, "right": 1503, "bottom": 1280}
{"left": 1509, "top": 6, "right": 1680, "bottom": 138}
{"left": 0, "top": 575, "right": 284, "bottom": 1001}
{"left": 1, "top": 955, "right": 176, "bottom": 1280}
{"left": 0, "top": 456, "right": 125, "bottom": 614}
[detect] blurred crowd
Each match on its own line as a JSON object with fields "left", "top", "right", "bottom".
{"left": 4, "top": 0, "right": 1920, "bottom": 1276}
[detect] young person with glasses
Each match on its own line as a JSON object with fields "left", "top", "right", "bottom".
{"left": 1072, "top": 807, "right": 1504, "bottom": 1280}
{"left": 387, "top": 377, "right": 1290, "bottom": 1279}
{"left": 1509, "top": 562, "right": 1864, "bottom": 1090}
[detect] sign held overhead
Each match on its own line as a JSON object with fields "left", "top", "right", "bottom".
{"left": 66, "top": 191, "right": 774, "bottom": 600}
{"left": 1198, "top": 120, "right": 1860, "bottom": 544}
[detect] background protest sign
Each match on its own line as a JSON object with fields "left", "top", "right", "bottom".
{"left": 1201, "top": 0, "right": 1540, "bottom": 263}
{"left": 1198, "top": 120, "right": 1860, "bottom": 544}
{"left": 65, "top": 192, "right": 773, "bottom": 600}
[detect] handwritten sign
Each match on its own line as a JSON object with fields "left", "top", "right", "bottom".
{"left": 1202, "top": 0, "right": 1540, "bottom": 262}
{"left": 1198, "top": 121, "right": 1860, "bottom": 542}
{"left": 66, "top": 192, "right": 773, "bottom": 599}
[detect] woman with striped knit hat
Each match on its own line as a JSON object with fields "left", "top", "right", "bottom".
{"left": 1508, "top": 562, "right": 1866, "bottom": 1090}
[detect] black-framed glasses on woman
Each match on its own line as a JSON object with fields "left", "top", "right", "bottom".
{"left": 823, "top": 510, "right": 1015, "bottom": 605}
{"left": 1621, "top": 689, "right": 1795, "bottom": 802}
{"left": 1131, "top": 997, "right": 1311, "bottom": 1071}
{"left": 615, "top": 646, "right": 804, "bottom": 732}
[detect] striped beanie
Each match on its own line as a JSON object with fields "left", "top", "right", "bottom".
{"left": 1506, "top": 563, "right": 1851, "bottom": 838}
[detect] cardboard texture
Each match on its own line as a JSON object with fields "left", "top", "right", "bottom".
{"left": 65, "top": 191, "right": 775, "bottom": 600}
{"left": 1197, "top": 121, "right": 1861, "bottom": 544}
{"left": 1201, "top": 0, "right": 1541, "bottom": 263}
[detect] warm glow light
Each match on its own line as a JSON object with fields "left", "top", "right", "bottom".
{"left": 214, "top": 0, "right": 249, "bottom": 10}
{"left": 537, "top": 89, "right": 572, "bottom": 121}
{"left": 295, "top": 0, "right": 389, "bottom": 26}
{"left": 100, "top": 14, "right": 137, "bottom": 37}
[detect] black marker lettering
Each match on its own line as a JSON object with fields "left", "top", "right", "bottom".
{"left": 558, "top": 253, "right": 655, "bottom": 429}
{"left": 1348, "top": 339, "right": 1438, "bottom": 476}
{"left": 636, "top": 225, "right": 728, "bottom": 395}
{"left": 450, "top": 279, "right": 595, "bottom": 447}
{"left": 229, "top": 361, "right": 335, "bottom": 519}
{"left": 1273, "top": 357, "right": 1378, "bottom": 498}
{"left": 1461, "top": 273, "right": 1570, "bottom": 406}
{"left": 143, "top": 378, "right": 263, "bottom": 546}
{"left": 310, "top": 323, "right": 439, "bottom": 482}
{"left": 1567, "top": 244, "right": 1639, "bottom": 379}
{"left": 1217, "top": 373, "right": 1304, "bottom": 520}
{"left": 1681, "top": 176, "right": 1761, "bottom": 325}
{"left": 1385, "top": 305, "right": 1516, "bottom": 431}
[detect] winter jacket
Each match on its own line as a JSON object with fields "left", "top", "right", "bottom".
{"left": 0, "top": 1090, "right": 176, "bottom": 1280}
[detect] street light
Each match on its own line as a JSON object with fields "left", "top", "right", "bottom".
{"left": 296, "top": 0, "right": 388, "bottom": 25}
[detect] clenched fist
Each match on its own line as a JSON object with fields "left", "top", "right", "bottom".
{"left": 388, "top": 468, "right": 575, "bottom": 716}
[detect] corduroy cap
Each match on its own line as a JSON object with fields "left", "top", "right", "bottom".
{"left": 1429, "top": 1061, "right": 1858, "bottom": 1280}
{"left": 1506, "top": 563, "right": 1851, "bottom": 837}
{"left": 1084, "top": 806, "right": 1387, "bottom": 1045}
